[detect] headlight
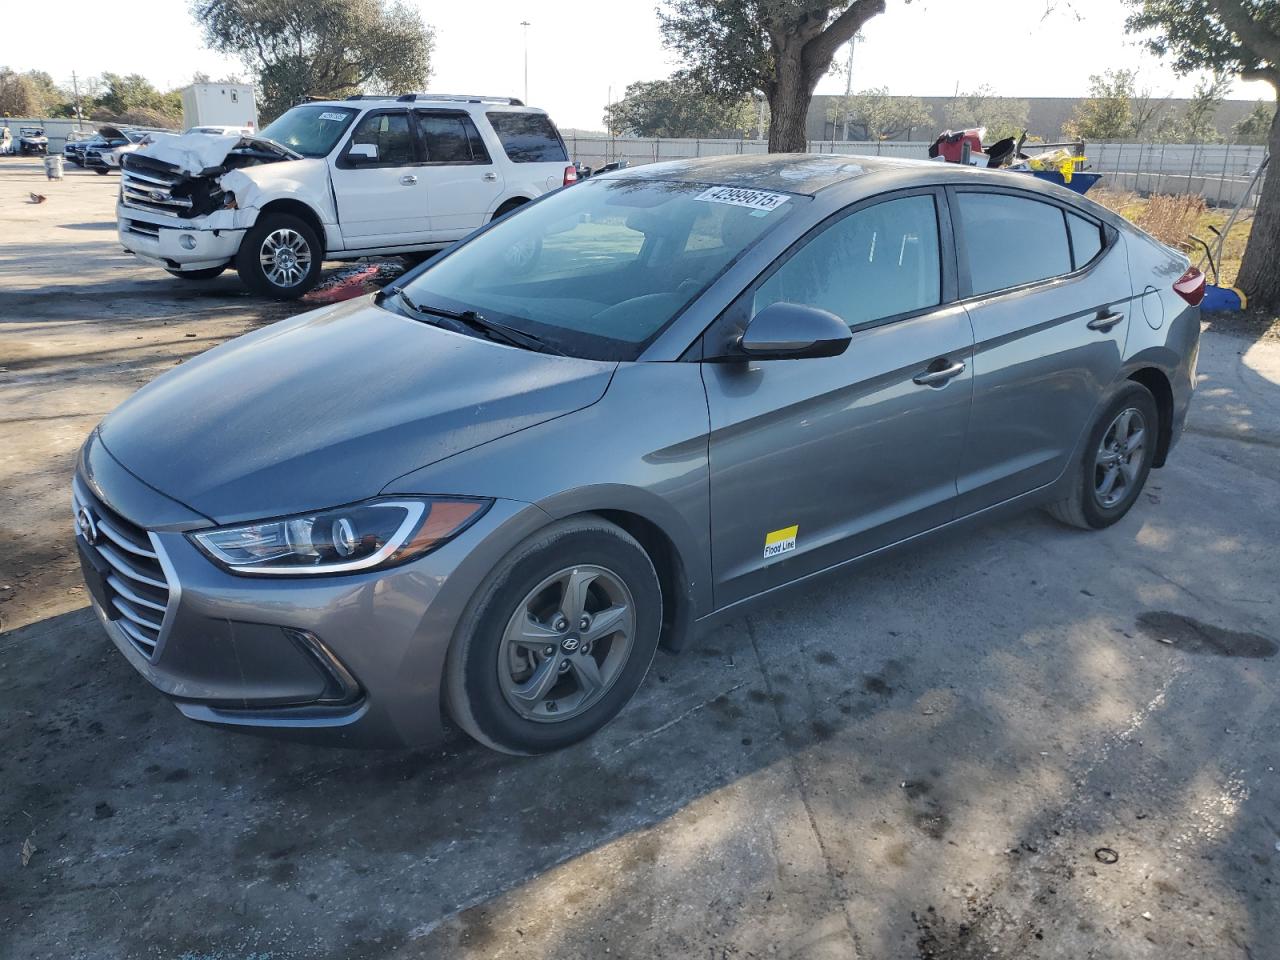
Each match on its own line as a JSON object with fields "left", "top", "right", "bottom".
{"left": 190, "top": 497, "right": 490, "bottom": 575}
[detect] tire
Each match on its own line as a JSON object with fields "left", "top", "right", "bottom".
{"left": 165, "top": 266, "right": 227, "bottom": 281}
{"left": 95, "top": 167, "right": 109, "bottom": 175}
{"left": 1045, "top": 382, "right": 1159, "bottom": 530}
{"left": 235, "top": 213, "right": 323, "bottom": 299}
{"left": 445, "top": 516, "right": 663, "bottom": 755}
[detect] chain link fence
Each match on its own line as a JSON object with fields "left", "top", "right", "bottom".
{"left": 565, "top": 135, "right": 1268, "bottom": 209}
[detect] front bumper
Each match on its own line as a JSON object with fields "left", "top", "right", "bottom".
{"left": 117, "top": 209, "right": 245, "bottom": 272}
{"left": 76, "top": 434, "right": 550, "bottom": 747}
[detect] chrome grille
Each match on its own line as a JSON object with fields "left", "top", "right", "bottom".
{"left": 74, "top": 479, "right": 174, "bottom": 659}
{"left": 120, "top": 157, "right": 190, "bottom": 218}
{"left": 124, "top": 219, "right": 161, "bottom": 239}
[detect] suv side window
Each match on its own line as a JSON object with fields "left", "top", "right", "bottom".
{"left": 415, "top": 112, "right": 491, "bottom": 164}
{"left": 485, "top": 112, "right": 568, "bottom": 162}
{"left": 343, "top": 110, "right": 415, "bottom": 166}
{"left": 752, "top": 194, "right": 943, "bottom": 328}
{"left": 956, "top": 192, "right": 1072, "bottom": 295}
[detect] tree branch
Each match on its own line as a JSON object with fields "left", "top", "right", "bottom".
{"left": 806, "top": 0, "right": 887, "bottom": 70}
{"left": 1210, "top": 0, "right": 1280, "bottom": 68}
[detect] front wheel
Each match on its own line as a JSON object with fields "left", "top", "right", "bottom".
{"left": 95, "top": 167, "right": 109, "bottom": 175}
{"left": 1046, "top": 382, "right": 1159, "bottom": 530}
{"left": 445, "top": 517, "right": 662, "bottom": 754}
{"left": 235, "top": 213, "right": 323, "bottom": 299}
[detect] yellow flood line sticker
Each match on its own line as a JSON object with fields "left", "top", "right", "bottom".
{"left": 763, "top": 525, "right": 798, "bottom": 560}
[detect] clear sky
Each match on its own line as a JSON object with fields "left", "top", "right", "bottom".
{"left": 4, "top": 0, "right": 1274, "bottom": 131}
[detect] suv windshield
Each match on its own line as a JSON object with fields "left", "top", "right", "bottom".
{"left": 399, "top": 178, "right": 802, "bottom": 360}
{"left": 258, "top": 105, "right": 359, "bottom": 157}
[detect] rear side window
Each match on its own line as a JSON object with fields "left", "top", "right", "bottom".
{"left": 347, "top": 111, "right": 414, "bottom": 165}
{"left": 417, "top": 112, "right": 490, "bottom": 163}
{"left": 957, "top": 192, "right": 1072, "bottom": 295}
{"left": 1067, "top": 212, "right": 1104, "bottom": 269}
{"left": 485, "top": 112, "right": 568, "bottom": 162}
{"left": 752, "top": 194, "right": 942, "bottom": 327}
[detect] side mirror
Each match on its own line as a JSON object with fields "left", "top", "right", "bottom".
{"left": 347, "top": 142, "right": 379, "bottom": 162}
{"left": 734, "top": 302, "right": 851, "bottom": 361}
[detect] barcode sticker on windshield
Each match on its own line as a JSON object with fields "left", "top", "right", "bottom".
{"left": 694, "top": 186, "right": 790, "bottom": 213}
{"left": 318, "top": 112, "right": 348, "bottom": 122}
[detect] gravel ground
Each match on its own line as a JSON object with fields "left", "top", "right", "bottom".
{"left": 2, "top": 155, "right": 1278, "bottom": 960}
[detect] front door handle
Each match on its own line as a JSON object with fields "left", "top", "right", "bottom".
{"left": 1087, "top": 311, "right": 1124, "bottom": 332}
{"left": 482, "top": 171, "right": 497, "bottom": 181}
{"left": 913, "top": 360, "right": 966, "bottom": 386}
{"left": 400, "top": 174, "right": 418, "bottom": 185}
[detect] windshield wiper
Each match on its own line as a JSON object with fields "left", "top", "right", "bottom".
{"left": 415, "top": 298, "right": 564, "bottom": 356}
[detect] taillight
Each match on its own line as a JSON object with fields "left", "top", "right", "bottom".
{"left": 1173, "top": 266, "right": 1206, "bottom": 306}
{"left": 563, "top": 165, "right": 578, "bottom": 186}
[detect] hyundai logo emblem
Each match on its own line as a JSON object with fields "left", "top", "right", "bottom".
{"left": 560, "top": 636, "right": 580, "bottom": 653}
{"left": 77, "top": 507, "right": 99, "bottom": 545}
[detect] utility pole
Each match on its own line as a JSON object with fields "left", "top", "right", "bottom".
{"left": 520, "top": 21, "right": 531, "bottom": 104}
{"left": 70, "top": 71, "right": 83, "bottom": 126}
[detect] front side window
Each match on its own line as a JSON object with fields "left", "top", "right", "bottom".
{"left": 345, "top": 111, "right": 414, "bottom": 165}
{"left": 752, "top": 194, "right": 942, "bottom": 327}
{"left": 957, "top": 192, "right": 1072, "bottom": 295}
{"left": 400, "top": 178, "right": 801, "bottom": 360}
{"left": 417, "top": 113, "right": 489, "bottom": 163}
{"left": 485, "top": 111, "right": 568, "bottom": 162}
{"left": 258, "top": 105, "right": 359, "bottom": 158}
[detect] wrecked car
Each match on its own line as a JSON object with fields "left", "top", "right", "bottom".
{"left": 18, "top": 127, "right": 48, "bottom": 155}
{"left": 117, "top": 94, "right": 577, "bottom": 297}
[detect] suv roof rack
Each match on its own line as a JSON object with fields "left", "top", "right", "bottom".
{"left": 394, "top": 93, "right": 525, "bottom": 106}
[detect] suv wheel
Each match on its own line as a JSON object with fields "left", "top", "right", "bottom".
{"left": 446, "top": 517, "right": 662, "bottom": 755}
{"left": 236, "top": 213, "right": 323, "bottom": 299}
{"left": 1046, "top": 382, "right": 1158, "bottom": 530}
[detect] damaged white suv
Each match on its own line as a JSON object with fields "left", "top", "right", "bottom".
{"left": 117, "top": 95, "right": 577, "bottom": 298}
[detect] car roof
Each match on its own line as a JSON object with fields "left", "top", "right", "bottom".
{"left": 601, "top": 152, "right": 1105, "bottom": 209}
{"left": 302, "top": 95, "right": 546, "bottom": 114}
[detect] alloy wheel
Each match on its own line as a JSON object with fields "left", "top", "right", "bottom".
{"left": 1093, "top": 407, "right": 1146, "bottom": 509}
{"left": 259, "top": 228, "right": 312, "bottom": 288}
{"left": 497, "top": 564, "right": 636, "bottom": 723}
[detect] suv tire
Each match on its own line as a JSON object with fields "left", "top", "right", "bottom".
{"left": 445, "top": 516, "right": 662, "bottom": 755}
{"left": 1046, "top": 382, "right": 1158, "bottom": 530}
{"left": 236, "top": 213, "right": 323, "bottom": 299}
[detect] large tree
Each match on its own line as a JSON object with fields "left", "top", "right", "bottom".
{"left": 193, "top": 0, "right": 435, "bottom": 121}
{"left": 604, "top": 76, "right": 759, "bottom": 138}
{"left": 1065, "top": 69, "right": 1168, "bottom": 141}
{"left": 1125, "top": 0, "right": 1280, "bottom": 308}
{"left": 659, "top": 0, "right": 888, "bottom": 152}
{"left": 826, "top": 87, "right": 932, "bottom": 140}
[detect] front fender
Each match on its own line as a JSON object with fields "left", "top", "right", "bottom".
{"left": 219, "top": 159, "right": 336, "bottom": 225}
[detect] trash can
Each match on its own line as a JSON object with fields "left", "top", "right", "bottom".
{"left": 44, "top": 154, "right": 64, "bottom": 180}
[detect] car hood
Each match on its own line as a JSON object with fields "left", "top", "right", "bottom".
{"left": 98, "top": 298, "right": 616, "bottom": 524}
{"left": 132, "top": 130, "right": 299, "bottom": 176}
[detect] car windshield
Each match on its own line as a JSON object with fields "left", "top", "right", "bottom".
{"left": 258, "top": 105, "right": 359, "bottom": 157}
{"left": 399, "top": 178, "right": 803, "bottom": 360}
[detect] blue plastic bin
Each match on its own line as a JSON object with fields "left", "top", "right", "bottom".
{"left": 1023, "top": 170, "right": 1102, "bottom": 195}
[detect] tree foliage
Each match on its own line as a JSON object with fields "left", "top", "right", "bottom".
{"left": 95, "top": 73, "right": 183, "bottom": 121}
{"left": 0, "top": 67, "right": 73, "bottom": 117}
{"left": 193, "top": 0, "right": 435, "bottom": 120}
{"left": 826, "top": 87, "right": 932, "bottom": 140}
{"left": 1065, "top": 69, "right": 1168, "bottom": 140}
{"left": 943, "top": 86, "right": 1029, "bottom": 141}
{"left": 659, "top": 0, "right": 889, "bottom": 152}
{"left": 1233, "top": 99, "right": 1276, "bottom": 142}
{"left": 604, "top": 76, "right": 760, "bottom": 138}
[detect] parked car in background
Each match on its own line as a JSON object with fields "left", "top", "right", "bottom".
{"left": 18, "top": 127, "right": 48, "bottom": 155}
{"left": 85, "top": 127, "right": 148, "bottom": 174}
{"left": 77, "top": 155, "right": 1203, "bottom": 754}
{"left": 63, "top": 131, "right": 97, "bottom": 166}
{"left": 116, "top": 93, "right": 576, "bottom": 297}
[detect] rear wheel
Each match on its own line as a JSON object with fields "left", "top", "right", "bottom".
{"left": 165, "top": 266, "right": 226, "bottom": 281}
{"left": 1046, "top": 383, "right": 1158, "bottom": 530}
{"left": 235, "top": 213, "right": 323, "bottom": 299}
{"left": 445, "top": 517, "right": 662, "bottom": 754}
{"left": 95, "top": 167, "right": 109, "bottom": 175}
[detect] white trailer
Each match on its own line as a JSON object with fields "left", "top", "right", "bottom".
{"left": 180, "top": 83, "right": 258, "bottom": 133}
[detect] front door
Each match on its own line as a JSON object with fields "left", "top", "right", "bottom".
{"left": 948, "top": 188, "right": 1132, "bottom": 513}
{"left": 330, "top": 109, "right": 430, "bottom": 247}
{"left": 704, "top": 191, "right": 975, "bottom": 607}
{"left": 414, "top": 110, "right": 506, "bottom": 240}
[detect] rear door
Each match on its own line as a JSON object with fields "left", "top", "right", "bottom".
{"left": 950, "top": 188, "right": 1131, "bottom": 513}
{"left": 484, "top": 110, "right": 570, "bottom": 194}
{"left": 703, "top": 189, "right": 975, "bottom": 607}
{"left": 330, "top": 109, "right": 430, "bottom": 247}
{"left": 413, "top": 109, "right": 505, "bottom": 240}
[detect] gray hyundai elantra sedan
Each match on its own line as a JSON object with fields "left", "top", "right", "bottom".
{"left": 74, "top": 154, "right": 1203, "bottom": 754}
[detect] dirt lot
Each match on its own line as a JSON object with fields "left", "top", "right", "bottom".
{"left": 2, "top": 155, "right": 1280, "bottom": 960}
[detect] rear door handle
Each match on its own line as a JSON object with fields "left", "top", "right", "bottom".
{"left": 482, "top": 171, "right": 497, "bottom": 181}
{"left": 913, "top": 360, "right": 966, "bottom": 386}
{"left": 400, "top": 174, "right": 418, "bottom": 185}
{"left": 1087, "top": 311, "right": 1124, "bottom": 331}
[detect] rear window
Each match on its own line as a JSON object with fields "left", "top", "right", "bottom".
{"left": 957, "top": 192, "right": 1072, "bottom": 295}
{"left": 485, "top": 112, "right": 568, "bottom": 163}
{"left": 1067, "top": 212, "right": 1104, "bottom": 269}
